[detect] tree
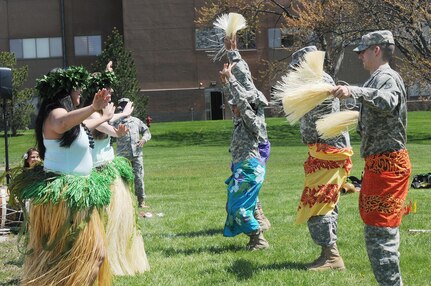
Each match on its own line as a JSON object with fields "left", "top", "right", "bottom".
{"left": 360, "top": 0, "right": 431, "bottom": 87}
{"left": 93, "top": 27, "right": 148, "bottom": 120}
{"left": 196, "top": 0, "right": 431, "bottom": 87}
{"left": 0, "top": 52, "right": 34, "bottom": 136}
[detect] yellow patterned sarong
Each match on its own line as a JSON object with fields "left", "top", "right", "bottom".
{"left": 296, "top": 143, "right": 353, "bottom": 224}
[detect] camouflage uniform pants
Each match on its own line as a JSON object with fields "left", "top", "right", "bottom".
{"left": 129, "top": 155, "right": 145, "bottom": 202}
{"left": 307, "top": 206, "right": 338, "bottom": 246}
{"left": 365, "top": 225, "right": 402, "bottom": 286}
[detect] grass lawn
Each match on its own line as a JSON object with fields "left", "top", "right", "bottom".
{"left": 0, "top": 112, "right": 430, "bottom": 285}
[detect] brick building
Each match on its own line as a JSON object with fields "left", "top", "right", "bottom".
{"left": 0, "top": 0, "right": 373, "bottom": 122}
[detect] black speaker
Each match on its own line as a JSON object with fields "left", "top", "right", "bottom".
{"left": 0, "top": 67, "right": 12, "bottom": 100}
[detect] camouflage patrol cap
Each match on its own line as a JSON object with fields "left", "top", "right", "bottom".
{"left": 118, "top": 97, "right": 130, "bottom": 104}
{"left": 353, "top": 30, "right": 395, "bottom": 52}
{"left": 289, "top": 46, "right": 317, "bottom": 69}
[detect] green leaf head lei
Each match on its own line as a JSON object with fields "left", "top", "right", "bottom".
{"left": 35, "top": 66, "right": 90, "bottom": 100}
{"left": 83, "top": 70, "right": 118, "bottom": 99}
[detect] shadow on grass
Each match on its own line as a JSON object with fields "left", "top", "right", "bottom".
{"left": 228, "top": 258, "right": 307, "bottom": 282}
{"left": 4, "top": 258, "right": 23, "bottom": 267}
{"left": 228, "top": 259, "right": 254, "bottom": 281}
{"left": 0, "top": 278, "right": 20, "bottom": 286}
{"left": 0, "top": 134, "right": 24, "bottom": 138}
{"left": 149, "top": 123, "right": 307, "bottom": 147}
{"left": 259, "top": 260, "right": 307, "bottom": 271}
{"left": 172, "top": 228, "right": 222, "bottom": 238}
{"left": 161, "top": 244, "right": 244, "bottom": 257}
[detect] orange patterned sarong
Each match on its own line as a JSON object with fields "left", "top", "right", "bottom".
{"left": 296, "top": 144, "right": 353, "bottom": 224}
{"left": 359, "top": 149, "right": 411, "bottom": 227}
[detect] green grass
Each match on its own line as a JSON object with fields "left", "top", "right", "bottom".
{"left": 0, "top": 111, "right": 431, "bottom": 285}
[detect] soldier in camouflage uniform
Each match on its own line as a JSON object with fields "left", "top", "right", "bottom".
{"left": 332, "top": 30, "right": 411, "bottom": 286}
{"left": 114, "top": 98, "right": 152, "bottom": 208}
{"left": 222, "top": 34, "right": 272, "bottom": 232}
{"left": 290, "top": 46, "right": 353, "bottom": 271}
{"left": 219, "top": 57, "right": 269, "bottom": 251}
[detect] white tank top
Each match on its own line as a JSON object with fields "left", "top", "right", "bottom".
{"left": 44, "top": 126, "right": 93, "bottom": 176}
{"left": 91, "top": 136, "right": 115, "bottom": 167}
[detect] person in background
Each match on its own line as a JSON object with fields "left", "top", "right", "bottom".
{"left": 331, "top": 30, "right": 410, "bottom": 285}
{"left": 146, "top": 115, "right": 152, "bottom": 127}
{"left": 23, "top": 148, "right": 41, "bottom": 168}
{"left": 113, "top": 98, "right": 152, "bottom": 208}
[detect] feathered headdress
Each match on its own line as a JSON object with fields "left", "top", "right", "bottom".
{"left": 35, "top": 66, "right": 90, "bottom": 100}
{"left": 208, "top": 12, "right": 247, "bottom": 61}
{"left": 272, "top": 51, "right": 333, "bottom": 124}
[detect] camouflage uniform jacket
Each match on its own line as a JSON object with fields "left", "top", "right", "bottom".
{"left": 227, "top": 50, "right": 257, "bottom": 92}
{"left": 223, "top": 82, "right": 268, "bottom": 144}
{"left": 225, "top": 50, "right": 269, "bottom": 144}
{"left": 113, "top": 116, "right": 151, "bottom": 158}
{"left": 299, "top": 72, "right": 350, "bottom": 149}
{"left": 227, "top": 76, "right": 260, "bottom": 164}
{"left": 349, "top": 63, "right": 407, "bottom": 157}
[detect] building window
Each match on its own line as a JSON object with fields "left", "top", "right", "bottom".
{"left": 9, "top": 37, "right": 63, "bottom": 59}
{"left": 195, "top": 28, "right": 223, "bottom": 50}
{"left": 23, "top": 39, "right": 36, "bottom": 58}
{"left": 268, "top": 28, "right": 295, "bottom": 48}
{"left": 49, "top": 38, "right": 63, "bottom": 57}
{"left": 74, "top": 35, "right": 102, "bottom": 56}
{"left": 195, "top": 28, "right": 256, "bottom": 50}
{"left": 36, "top": 38, "right": 49, "bottom": 58}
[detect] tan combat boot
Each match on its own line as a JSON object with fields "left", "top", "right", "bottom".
{"left": 307, "top": 244, "right": 346, "bottom": 271}
{"left": 305, "top": 247, "right": 325, "bottom": 269}
{"left": 246, "top": 230, "right": 269, "bottom": 251}
{"left": 254, "top": 207, "right": 271, "bottom": 231}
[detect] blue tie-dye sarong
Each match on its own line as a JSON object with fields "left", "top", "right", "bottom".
{"left": 223, "top": 157, "right": 266, "bottom": 237}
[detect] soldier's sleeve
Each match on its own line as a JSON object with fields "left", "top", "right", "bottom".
{"left": 226, "top": 50, "right": 242, "bottom": 63}
{"left": 349, "top": 75, "right": 401, "bottom": 112}
{"left": 111, "top": 119, "right": 119, "bottom": 128}
{"left": 222, "top": 82, "right": 232, "bottom": 102}
{"left": 228, "top": 75, "right": 260, "bottom": 135}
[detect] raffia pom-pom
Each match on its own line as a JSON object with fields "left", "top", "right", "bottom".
{"left": 281, "top": 83, "right": 333, "bottom": 124}
{"left": 272, "top": 51, "right": 331, "bottom": 123}
{"left": 210, "top": 12, "right": 247, "bottom": 62}
{"left": 300, "top": 51, "right": 325, "bottom": 81}
{"left": 274, "top": 51, "right": 326, "bottom": 91}
{"left": 213, "top": 12, "right": 247, "bottom": 38}
{"left": 316, "top": 110, "right": 359, "bottom": 139}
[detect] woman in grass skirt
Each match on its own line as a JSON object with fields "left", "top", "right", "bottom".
{"left": 10, "top": 66, "right": 113, "bottom": 285}
{"left": 84, "top": 64, "right": 150, "bottom": 275}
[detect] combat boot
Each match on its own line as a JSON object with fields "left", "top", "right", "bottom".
{"left": 305, "top": 247, "right": 325, "bottom": 269}
{"left": 307, "top": 243, "right": 345, "bottom": 271}
{"left": 246, "top": 229, "right": 269, "bottom": 251}
{"left": 254, "top": 207, "right": 271, "bottom": 231}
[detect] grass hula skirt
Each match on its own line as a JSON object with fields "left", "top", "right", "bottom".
{"left": 101, "top": 157, "right": 150, "bottom": 275}
{"left": 23, "top": 203, "right": 110, "bottom": 285}
{"left": 9, "top": 165, "right": 114, "bottom": 286}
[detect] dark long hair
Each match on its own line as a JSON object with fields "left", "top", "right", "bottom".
{"left": 35, "top": 89, "right": 80, "bottom": 159}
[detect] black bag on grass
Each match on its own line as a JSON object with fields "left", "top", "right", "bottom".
{"left": 411, "top": 173, "right": 431, "bottom": 189}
